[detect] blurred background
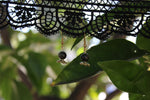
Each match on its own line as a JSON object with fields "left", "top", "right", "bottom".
{"left": 0, "top": 26, "right": 131, "bottom": 100}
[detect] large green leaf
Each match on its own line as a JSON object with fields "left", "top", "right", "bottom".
{"left": 98, "top": 61, "right": 150, "bottom": 94}
{"left": 53, "top": 39, "right": 146, "bottom": 85}
{"left": 129, "top": 93, "right": 150, "bottom": 100}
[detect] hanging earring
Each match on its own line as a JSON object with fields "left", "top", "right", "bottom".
{"left": 80, "top": 33, "right": 90, "bottom": 67}
{"left": 57, "top": 31, "right": 67, "bottom": 64}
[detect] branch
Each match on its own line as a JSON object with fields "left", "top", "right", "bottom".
{"left": 105, "top": 89, "right": 121, "bottom": 100}
{"left": 0, "top": 26, "right": 12, "bottom": 48}
{"left": 18, "top": 69, "right": 33, "bottom": 90}
{"left": 67, "top": 74, "right": 100, "bottom": 100}
{"left": 17, "top": 68, "right": 39, "bottom": 100}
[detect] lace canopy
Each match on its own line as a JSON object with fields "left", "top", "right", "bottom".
{"left": 0, "top": 0, "right": 150, "bottom": 39}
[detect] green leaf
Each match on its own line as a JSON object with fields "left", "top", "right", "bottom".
{"left": 129, "top": 93, "right": 150, "bottom": 100}
{"left": 98, "top": 60, "right": 150, "bottom": 94}
{"left": 53, "top": 39, "right": 146, "bottom": 85}
{"left": 136, "top": 16, "right": 150, "bottom": 53}
{"left": 11, "top": 82, "right": 33, "bottom": 100}
{"left": 0, "top": 45, "right": 11, "bottom": 50}
{"left": 0, "top": 57, "right": 17, "bottom": 100}
{"left": 137, "top": 34, "right": 150, "bottom": 52}
{"left": 13, "top": 52, "right": 48, "bottom": 91}
{"left": 27, "top": 52, "right": 47, "bottom": 91}
{"left": 0, "top": 79, "right": 12, "bottom": 100}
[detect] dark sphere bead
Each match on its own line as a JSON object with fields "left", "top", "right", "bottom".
{"left": 81, "top": 53, "right": 89, "bottom": 61}
{"left": 58, "top": 51, "right": 67, "bottom": 59}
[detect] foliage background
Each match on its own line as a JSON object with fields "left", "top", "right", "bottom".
{"left": 0, "top": 18, "right": 150, "bottom": 100}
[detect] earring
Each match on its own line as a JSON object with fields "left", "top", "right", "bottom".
{"left": 80, "top": 33, "right": 90, "bottom": 67}
{"left": 57, "top": 31, "right": 67, "bottom": 64}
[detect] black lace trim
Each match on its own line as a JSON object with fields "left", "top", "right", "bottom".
{"left": 0, "top": 0, "right": 150, "bottom": 39}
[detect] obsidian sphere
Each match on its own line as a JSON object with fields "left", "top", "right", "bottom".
{"left": 58, "top": 51, "right": 67, "bottom": 59}
{"left": 81, "top": 53, "right": 89, "bottom": 61}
